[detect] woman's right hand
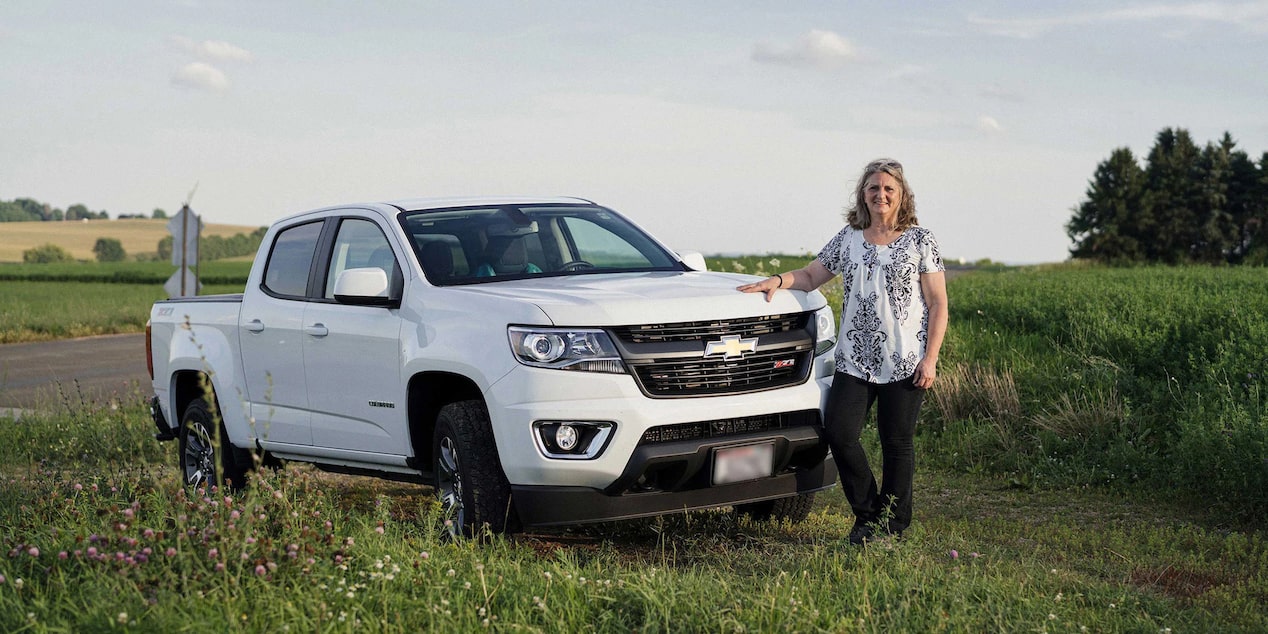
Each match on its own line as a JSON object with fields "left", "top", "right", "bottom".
{"left": 737, "top": 274, "right": 784, "bottom": 303}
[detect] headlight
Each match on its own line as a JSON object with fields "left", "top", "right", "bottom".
{"left": 508, "top": 327, "right": 625, "bottom": 373}
{"left": 813, "top": 305, "right": 837, "bottom": 356}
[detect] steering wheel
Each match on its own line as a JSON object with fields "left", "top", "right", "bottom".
{"left": 559, "top": 260, "right": 595, "bottom": 272}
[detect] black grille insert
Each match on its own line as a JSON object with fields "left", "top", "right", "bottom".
{"left": 639, "top": 410, "right": 820, "bottom": 445}
{"left": 612, "top": 313, "right": 808, "bottom": 344}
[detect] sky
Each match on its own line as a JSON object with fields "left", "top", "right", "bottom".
{"left": 3, "top": 2, "right": 1267, "bottom": 264}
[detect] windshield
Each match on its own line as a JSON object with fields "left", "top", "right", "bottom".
{"left": 399, "top": 204, "right": 682, "bottom": 285}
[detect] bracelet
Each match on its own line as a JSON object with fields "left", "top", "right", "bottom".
{"left": 774, "top": 274, "right": 784, "bottom": 288}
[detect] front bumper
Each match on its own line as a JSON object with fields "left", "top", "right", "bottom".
{"left": 511, "top": 424, "right": 837, "bottom": 527}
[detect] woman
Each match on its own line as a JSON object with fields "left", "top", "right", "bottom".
{"left": 738, "top": 158, "right": 948, "bottom": 544}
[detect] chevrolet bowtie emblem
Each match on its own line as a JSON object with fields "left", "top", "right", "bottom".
{"left": 703, "top": 335, "right": 758, "bottom": 359}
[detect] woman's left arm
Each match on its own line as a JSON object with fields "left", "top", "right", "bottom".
{"left": 913, "top": 271, "right": 948, "bottom": 389}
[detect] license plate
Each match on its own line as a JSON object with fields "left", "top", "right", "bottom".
{"left": 712, "top": 442, "right": 774, "bottom": 485}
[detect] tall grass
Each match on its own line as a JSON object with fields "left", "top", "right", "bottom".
{"left": 926, "top": 266, "right": 1268, "bottom": 520}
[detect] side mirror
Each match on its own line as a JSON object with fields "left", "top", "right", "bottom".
{"left": 333, "top": 268, "right": 397, "bottom": 307}
{"left": 678, "top": 251, "right": 707, "bottom": 272}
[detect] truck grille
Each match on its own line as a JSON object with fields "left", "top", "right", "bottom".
{"left": 611, "top": 313, "right": 807, "bottom": 344}
{"left": 612, "top": 311, "right": 817, "bottom": 398}
{"left": 630, "top": 347, "right": 812, "bottom": 396}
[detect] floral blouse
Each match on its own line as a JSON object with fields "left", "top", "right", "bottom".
{"left": 816, "top": 225, "right": 944, "bottom": 383}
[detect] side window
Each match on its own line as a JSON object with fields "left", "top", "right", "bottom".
{"left": 561, "top": 217, "right": 652, "bottom": 267}
{"left": 323, "top": 218, "right": 395, "bottom": 299}
{"left": 262, "top": 221, "right": 323, "bottom": 298}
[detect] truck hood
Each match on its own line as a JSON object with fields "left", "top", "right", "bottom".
{"left": 455, "top": 271, "right": 827, "bottom": 326}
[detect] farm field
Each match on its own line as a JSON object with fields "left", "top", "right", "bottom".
{"left": 0, "top": 219, "right": 261, "bottom": 262}
{"left": 0, "top": 260, "right": 1264, "bottom": 631}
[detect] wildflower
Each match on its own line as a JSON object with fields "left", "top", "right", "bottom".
{"left": 464, "top": 582, "right": 472, "bottom": 589}
{"left": 208, "top": 548, "right": 219, "bottom": 560}
{"left": 971, "top": 552, "right": 981, "bottom": 558}
{"left": 87, "top": 547, "right": 98, "bottom": 557}
{"left": 1049, "top": 614, "right": 1057, "bottom": 620}
{"left": 375, "top": 526, "right": 385, "bottom": 535}
{"left": 14, "top": 578, "right": 23, "bottom": 589}
{"left": 420, "top": 551, "right": 430, "bottom": 560}
{"left": 949, "top": 550, "right": 958, "bottom": 560}
{"left": 74, "top": 483, "right": 83, "bottom": 491}
{"left": 447, "top": 569, "right": 456, "bottom": 577}
{"left": 27, "top": 546, "right": 39, "bottom": 557}
{"left": 58, "top": 551, "right": 68, "bottom": 560}
{"left": 166, "top": 548, "right": 177, "bottom": 557}
{"left": 255, "top": 565, "right": 267, "bottom": 576}
{"left": 215, "top": 563, "right": 225, "bottom": 572}
{"left": 0, "top": 575, "right": 5, "bottom": 584}
{"left": 143, "top": 528, "right": 155, "bottom": 539}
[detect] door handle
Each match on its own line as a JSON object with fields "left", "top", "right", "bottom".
{"left": 244, "top": 319, "right": 265, "bottom": 333}
{"left": 305, "top": 323, "right": 329, "bottom": 338}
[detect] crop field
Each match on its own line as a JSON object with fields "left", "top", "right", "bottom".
{"left": 0, "top": 219, "right": 260, "bottom": 262}
{"left": 0, "top": 261, "right": 1265, "bottom": 631}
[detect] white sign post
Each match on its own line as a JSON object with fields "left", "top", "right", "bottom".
{"left": 165, "top": 204, "right": 203, "bottom": 297}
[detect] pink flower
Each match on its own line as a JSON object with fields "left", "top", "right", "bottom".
{"left": 214, "top": 563, "right": 225, "bottom": 572}
{"left": 208, "top": 548, "right": 219, "bottom": 560}
{"left": 27, "top": 547, "right": 40, "bottom": 557}
{"left": 375, "top": 526, "right": 385, "bottom": 535}
{"left": 950, "top": 550, "right": 959, "bottom": 560}
{"left": 143, "top": 529, "right": 155, "bottom": 539}
{"left": 420, "top": 551, "right": 430, "bottom": 560}
{"left": 254, "top": 564, "right": 266, "bottom": 576}
{"left": 231, "top": 510, "right": 241, "bottom": 520}
{"left": 971, "top": 552, "right": 981, "bottom": 558}
{"left": 58, "top": 551, "right": 68, "bottom": 560}
{"left": 165, "top": 548, "right": 177, "bottom": 557}
{"left": 87, "top": 547, "right": 98, "bottom": 557}
{"left": 73, "top": 483, "right": 83, "bottom": 491}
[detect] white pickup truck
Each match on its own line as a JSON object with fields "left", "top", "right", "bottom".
{"left": 147, "top": 197, "right": 838, "bottom": 534}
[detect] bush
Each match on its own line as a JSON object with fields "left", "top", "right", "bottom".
{"left": 92, "top": 237, "right": 127, "bottom": 262}
{"left": 22, "top": 243, "right": 74, "bottom": 263}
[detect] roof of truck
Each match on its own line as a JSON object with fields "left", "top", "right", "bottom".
{"left": 387, "top": 196, "right": 596, "bottom": 211}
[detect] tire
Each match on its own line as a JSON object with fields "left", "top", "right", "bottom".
{"left": 178, "top": 397, "right": 249, "bottom": 491}
{"left": 735, "top": 493, "right": 816, "bottom": 524}
{"left": 433, "top": 400, "right": 516, "bottom": 536}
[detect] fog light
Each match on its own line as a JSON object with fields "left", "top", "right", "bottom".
{"left": 555, "top": 424, "right": 579, "bottom": 451}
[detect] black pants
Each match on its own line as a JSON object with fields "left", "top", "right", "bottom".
{"left": 822, "top": 372, "right": 925, "bottom": 533}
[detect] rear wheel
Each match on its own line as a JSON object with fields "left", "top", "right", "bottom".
{"left": 179, "top": 398, "right": 249, "bottom": 490}
{"left": 735, "top": 492, "right": 815, "bottom": 524}
{"left": 433, "top": 400, "right": 516, "bottom": 536}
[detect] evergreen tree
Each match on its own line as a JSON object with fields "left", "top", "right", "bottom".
{"left": 1143, "top": 128, "right": 1203, "bottom": 263}
{"left": 1067, "top": 147, "right": 1147, "bottom": 262}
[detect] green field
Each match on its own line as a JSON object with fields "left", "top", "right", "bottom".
{"left": 0, "top": 261, "right": 1265, "bottom": 631}
{"left": 0, "top": 219, "right": 259, "bottom": 262}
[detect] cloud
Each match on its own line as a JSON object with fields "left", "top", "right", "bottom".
{"left": 752, "top": 29, "right": 855, "bottom": 69}
{"left": 978, "top": 84, "right": 1025, "bottom": 103}
{"left": 170, "top": 35, "right": 254, "bottom": 62}
{"left": 171, "top": 62, "right": 229, "bottom": 92}
{"left": 970, "top": 2, "right": 1268, "bottom": 38}
{"left": 976, "top": 115, "right": 1004, "bottom": 133}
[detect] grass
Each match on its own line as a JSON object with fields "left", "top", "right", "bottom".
{"left": 0, "top": 281, "right": 245, "bottom": 344}
{"left": 0, "top": 398, "right": 1263, "bottom": 632}
{"left": 0, "top": 219, "right": 259, "bottom": 262}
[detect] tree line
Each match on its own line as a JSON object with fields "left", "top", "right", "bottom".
{"left": 0, "top": 198, "right": 116, "bottom": 222}
{"left": 1067, "top": 128, "right": 1268, "bottom": 265}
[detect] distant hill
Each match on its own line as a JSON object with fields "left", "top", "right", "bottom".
{"left": 0, "top": 218, "right": 262, "bottom": 262}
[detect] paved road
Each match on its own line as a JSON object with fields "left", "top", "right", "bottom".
{"left": 0, "top": 333, "right": 150, "bottom": 410}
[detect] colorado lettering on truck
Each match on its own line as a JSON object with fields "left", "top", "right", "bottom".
{"left": 147, "top": 196, "right": 839, "bottom": 535}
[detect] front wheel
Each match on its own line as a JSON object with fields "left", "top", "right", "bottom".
{"left": 734, "top": 493, "right": 816, "bottom": 524}
{"left": 179, "top": 398, "right": 248, "bottom": 490}
{"left": 433, "top": 400, "right": 516, "bottom": 536}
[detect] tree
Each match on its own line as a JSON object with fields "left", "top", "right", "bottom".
{"left": 1142, "top": 128, "right": 1206, "bottom": 263}
{"left": 92, "top": 237, "right": 127, "bottom": 262}
{"left": 66, "top": 204, "right": 91, "bottom": 221}
{"left": 1067, "top": 147, "right": 1147, "bottom": 262}
{"left": 23, "top": 243, "right": 73, "bottom": 263}
{"left": 152, "top": 208, "right": 168, "bottom": 219}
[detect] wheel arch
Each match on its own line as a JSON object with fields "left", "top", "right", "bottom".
{"left": 407, "top": 371, "right": 485, "bottom": 474}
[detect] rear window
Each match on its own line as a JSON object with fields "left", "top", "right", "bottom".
{"left": 262, "top": 221, "right": 323, "bottom": 298}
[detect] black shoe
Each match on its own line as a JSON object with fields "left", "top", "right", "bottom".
{"left": 847, "top": 522, "right": 875, "bottom": 545}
